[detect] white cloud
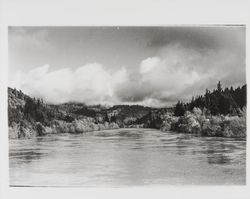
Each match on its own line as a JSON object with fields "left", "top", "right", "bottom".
{"left": 9, "top": 41, "right": 245, "bottom": 107}
{"left": 114, "top": 42, "right": 241, "bottom": 106}
{"left": 139, "top": 57, "right": 160, "bottom": 74}
{"left": 140, "top": 57, "right": 201, "bottom": 92}
{"left": 10, "top": 63, "right": 128, "bottom": 105}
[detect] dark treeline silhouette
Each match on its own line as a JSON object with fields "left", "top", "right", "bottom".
{"left": 174, "top": 82, "right": 247, "bottom": 116}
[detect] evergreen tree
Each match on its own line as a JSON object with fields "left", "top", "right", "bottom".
{"left": 174, "top": 101, "right": 186, "bottom": 116}
{"left": 217, "top": 81, "right": 222, "bottom": 93}
{"left": 174, "top": 81, "right": 246, "bottom": 116}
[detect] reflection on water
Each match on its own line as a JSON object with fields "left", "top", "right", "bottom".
{"left": 9, "top": 128, "right": 246, "bottom": 186}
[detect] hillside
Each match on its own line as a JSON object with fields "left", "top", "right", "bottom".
{"left": 8, "top": 87, "right": 162, "bottom": 138}
{"left": 8, "top": 82, "right": 246, "bottom": 139}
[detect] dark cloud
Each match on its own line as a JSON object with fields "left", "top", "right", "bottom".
{"left": 115, "top": 26, "right": 246, "bottom": 106}
{"left": 148, "top": 26, "right": 245, "bottom": 53}
{"left": 115, "top": 80, "right": 155, "bottom": 102}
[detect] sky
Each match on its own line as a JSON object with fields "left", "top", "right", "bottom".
{"left": 8, "top": 26, "right": 246, "bottom": 107}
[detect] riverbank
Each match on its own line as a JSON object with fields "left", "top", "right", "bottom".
{"left": 9, "top": 118, "right": 120, "bottom": 139}
{"left": 8, "top": 87, "right": 246, "bottom": 139}
{"left": 9, "top": 108, "right": 246, "bottom": 139}
{"left": 160, "top": 107, "right": 246, "bottom": 139}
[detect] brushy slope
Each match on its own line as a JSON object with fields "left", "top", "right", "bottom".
{"left": 8, "top": 82, "right": 246, "bottom": 139}
{"left": 160, "top": 107, "right": 246, "bottom": 139}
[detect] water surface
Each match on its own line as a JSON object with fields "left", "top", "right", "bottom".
{"left": 9, "top": 128, "right": 246, "bottom": 186}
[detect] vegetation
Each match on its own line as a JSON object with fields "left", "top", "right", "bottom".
{"left": 8, "top": 88, "right": 120, "bottom": 138}
{"left": 174, "top": 82, "right": 246, "bottom": 116}
{"left": 162, "top": 107, "right": 246, "bottom": 138}
{"left": 8, "top": 82, "right": 247, "bottom": 139}
{"left": 159, "top": 82, "right": 247, "bottom": 139}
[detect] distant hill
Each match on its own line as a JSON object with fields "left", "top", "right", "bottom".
{"left": 8, "top": 83, "right": 246, "bottom": 139}
{"left": 8, "top": 87, "right": 172, "bottom": 138}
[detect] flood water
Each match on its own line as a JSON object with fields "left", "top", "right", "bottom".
{"left": 9, "top": 128, "right": 246, "bottom": 186}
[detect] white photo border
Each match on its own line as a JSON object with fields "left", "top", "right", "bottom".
{"left": 0, "top": 0, "right": 250, "bottom": 199}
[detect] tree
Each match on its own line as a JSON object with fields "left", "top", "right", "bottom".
{"left": 174, "top": 101, "right": 186, "bottom": 116}
{"left": 217, "top": 81, "right": 222, "bottom": 93}
{"left": 174, "top": 81, "right": 246, "bottom": 116}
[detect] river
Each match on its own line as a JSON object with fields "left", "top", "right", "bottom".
{"left": 9, "top": 128, "right": 246, "bottom": 186}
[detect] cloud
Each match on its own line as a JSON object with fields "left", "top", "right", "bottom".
{"left": 9, "top": 27, "right": 245, "bottom": 107}
{"left": 139, "top": 57, "right": 160, "bottom": 74}
{"left": 9, "top": 27, "right": 50, "bottom": 50}
{"left": 10, "top": 39, "right": 245, "bottom": 107}
{"left": 115, "top": 55, "right": 204, "bottom": 106}
{"left": 9, "top": 63, "right": 128, "bottom": 105}
{"left": 148, "top": 26, "right": 245, "bottom": 53}
{"left": 115, "top": 41, "right": 245, "bottom": 106}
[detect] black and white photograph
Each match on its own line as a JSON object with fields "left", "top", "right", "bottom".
{"left": 1, "top": 1, "right": 250, "bottom": 199}
{"left": 7, "top": 26, "right": 246, "bottom": 187}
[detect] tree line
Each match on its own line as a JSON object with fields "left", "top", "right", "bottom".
{"left": 174, "top": 82, "right": 246, "bottom": 116}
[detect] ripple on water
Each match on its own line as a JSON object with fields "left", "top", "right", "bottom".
{"left": 9, "top": 129, "right": 246, "bottom": 186}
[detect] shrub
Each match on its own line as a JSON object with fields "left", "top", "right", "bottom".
{"left": 160, "top": 113, "right": 179, "bottom": 131}
{"left": 201, "top": 116, "right": 223, "bottom": 137}
{"left": 222, "top": 115, "right": 246, "bottom": 138}
{"left": 165, "top": 107, "right": 246, "bottom": 138}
